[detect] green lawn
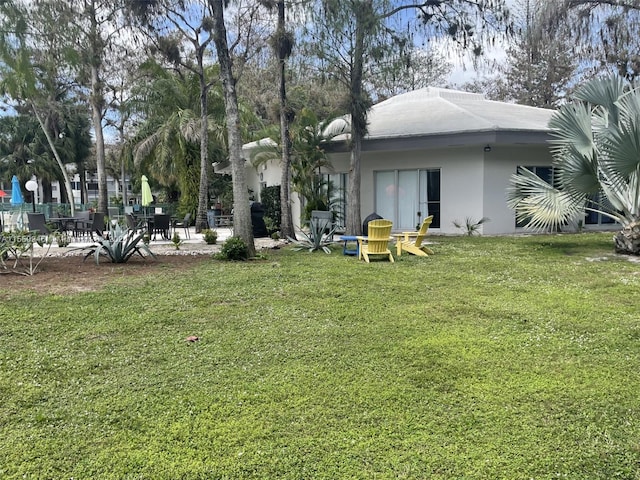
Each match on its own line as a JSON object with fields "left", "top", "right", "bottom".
{"left": 2, "top": 233, "right": 640, "bottom": 479}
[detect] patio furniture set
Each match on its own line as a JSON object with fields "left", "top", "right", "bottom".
{"left": 26, "top": 211, "right": 106, "bottom": 240}
{"left": 339, "top": 216, "right": 435, "bottom": 263}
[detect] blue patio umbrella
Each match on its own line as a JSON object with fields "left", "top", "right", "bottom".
{"left": 10, "top": 175, "right": 24, "bottom": 206}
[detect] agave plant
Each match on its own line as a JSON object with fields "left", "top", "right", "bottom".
{"left": 507, "top": 75, "right": 640, "bottom": 255}
{"left": 288, "top": 217, "right": 338, "bottom": 254}
{"left": 77, "top": 223, "right": 156, "bottom": 264}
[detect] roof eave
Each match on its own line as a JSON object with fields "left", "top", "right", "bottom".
{"left": 323, "top": 130, "right": 552, "bottom": 153}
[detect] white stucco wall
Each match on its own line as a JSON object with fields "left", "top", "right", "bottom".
{"left": 243, "top": 141, "right": 554, "bottom": 236}
{"left": 329, "top": 143, "right": 553, "bottom": 235}
{"left": 482, "top": 146, "right": 554, "bottom": 235}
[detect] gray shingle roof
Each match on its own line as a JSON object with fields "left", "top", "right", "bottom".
{"left": 330, "top": 87, "right": 554, "bottom": 141}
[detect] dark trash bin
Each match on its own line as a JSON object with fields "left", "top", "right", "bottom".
{"left": 251, "top": 202, "right": 269, "bottom": 237}
{"left": 362, "top": 212, "right": 383, "bottom": 236}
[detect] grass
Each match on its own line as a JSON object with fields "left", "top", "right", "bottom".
{"left": 2, "top": 232, "right": 640, "bottom": 479}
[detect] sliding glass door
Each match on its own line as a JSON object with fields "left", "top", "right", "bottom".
{"left": 375, "top": 169, "right": 440, "bottom": 230}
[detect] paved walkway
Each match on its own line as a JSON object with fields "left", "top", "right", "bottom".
{"left": 32, "top": 227, "right": 284, "bottom": 257}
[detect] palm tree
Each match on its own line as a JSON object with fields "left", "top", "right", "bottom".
{"left": 0, "top": 106, "right": 90, "bottom": 205}
{"left": 251, "top": 108, "right": 346, "bottom": 223}
{"left": 507, "top": 75, "right": 640, "bottom": 254}
{"left": 132, "top": 64, "right": 227, "bottom": 220}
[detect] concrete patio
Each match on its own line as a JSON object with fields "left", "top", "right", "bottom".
{"left": 31, "top": 226, "right": 284, "bottom": 257}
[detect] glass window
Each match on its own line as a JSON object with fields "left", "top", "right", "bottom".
{"left": 585, "top": 193, "right": 617, "bottom": 225}
{"left": 374, "top": 169, "right": 441, "bottom": 230}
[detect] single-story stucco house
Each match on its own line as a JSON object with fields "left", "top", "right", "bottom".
{"left": 227, "top": 87, "right": 612, "bottom": 235}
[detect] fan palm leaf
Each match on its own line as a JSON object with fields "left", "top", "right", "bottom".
{"left": 509, "top": 75, "right": 640, "bottom": 253}
{"left": 507, "top": 167, "right": 583, "bottom": 231}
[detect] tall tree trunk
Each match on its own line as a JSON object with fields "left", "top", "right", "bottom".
{"left": 32, "top": 104, "right": 75, "bottom": 216}
{"left": 91, "top": 62, "right": 108, "bottom": 214}
{"left": 277, "top": 0, "right": 295, "bottom": 239}
{"left": 88, "top": 0, "right": 107, "bottom": 214}
{"left": 210, "top": 0, "right": 255, "bottom": 256}
{"left": 196, "top": 67, "right": 210, "bottom": 233}
{"left": 346, "top": 133, "right": 362, "bottom": 235}
{"left": 42, "top": 180, "right": 52, "bottom": 203}
{"left": 346, "top": 2, "right": 368, "bottom": 236}
{"left": 80, "top": 167, "right": 89, "bottom": 206}
{"left": 121, "top": 159, "right": 127, "bottom": 206}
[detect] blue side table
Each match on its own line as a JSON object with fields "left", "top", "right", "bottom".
{"left": 340, "top": 235, "right": 360, "bottom": 256}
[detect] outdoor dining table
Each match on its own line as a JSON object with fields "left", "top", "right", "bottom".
{"left": 139, "top": 214, "right": 172, "bottom": 240}
{"left": 52, "top": 217, "right": 83, "bottom": 235}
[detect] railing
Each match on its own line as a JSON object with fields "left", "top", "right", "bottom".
{"left": 1, "top": 202, "right": 180, "bottom": 232}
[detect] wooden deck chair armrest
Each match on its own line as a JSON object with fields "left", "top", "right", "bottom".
{"left": 393, "top": 232, "right": 415, "bottom": 241}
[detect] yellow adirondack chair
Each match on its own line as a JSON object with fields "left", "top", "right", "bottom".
{"left": 394, "top": 215, "right": 434, "bottom": 257}
{"left": 358, "top": 219, "right": 394, "bottom": 263}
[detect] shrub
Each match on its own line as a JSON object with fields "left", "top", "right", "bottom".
{"left": 452, "top": 217, "right": 490, "bottom": 236}
{"left": 171, "top": 232, "right": 183, "bottom": 250}
{"left": 0, "top": 231, "right": 51, "bottom": 275}
{"left": 202, "top": 228, "right": 218, "bottom": 245}
{"left": 217, "top": 236, "right": 249, "bottom": 261}
{"left": 54, "top": 231, "right": 71, "bottom": 247}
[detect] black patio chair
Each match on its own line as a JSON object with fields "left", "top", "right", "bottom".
{"left": 152, "top": 213, "right": 171, "bottom": 240}
{"left": 27, "top": 213, "right": 50, "bottom": 235}
{"left": 76, "top": 212, "right": 105, "bottom": 240}
{"left": 173, "top": 212, "right": 191, "bottom": 239}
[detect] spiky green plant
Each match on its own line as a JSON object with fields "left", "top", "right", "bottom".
{"left": 288, "top": 217, "right": 338, "bottom": 253}
{"left": 76, "top": 223, "right": 155, "bottom": 264}
{"left": 452, "top": 216, "right": 490, "bottom": 236}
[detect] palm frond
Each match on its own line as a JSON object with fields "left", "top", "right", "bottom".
{"left": 507, "top": 167, "right": 583, "bottom": 231}
{"left": 549, "top": 102, "right": 596, "bottom": 160}
{"left": 133, "top": 132, "right": 161, "bottom": 166}
{"left": 574, "top": 75, "right": 626, "bottom": 124}
{"left": 603, "top": 120, "right": 640, "bottom": 178}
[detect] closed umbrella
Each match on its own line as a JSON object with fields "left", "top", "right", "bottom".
{"left": 0, "top": 190, "right": 4, "bottom": 230}
{"left": 10, "top": 175, "right": 24, "bottom": 206}
{"left": 141, "top": 175, "right": 153, "bottom": 207}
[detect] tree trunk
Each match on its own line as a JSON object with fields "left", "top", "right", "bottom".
{"left": 210, "top": 0, "right": 256, "bottom": 256}
{"left": 42, "top": 180, "right": 52, "bottom": 204}
{"left": 121, "top": 159, "right": 128, "bottom": 206}
{"left": 80, "top": 167, "right": 89, "bottom": 206}
{"left": 88, "top": 0, "right": 107, "bottom": 215}
{"left": 345, "top": 2, "right": 369, "bottom": 236}
{"left": 346, "top": 133, "right": 362, "bottom": 235}
{"left": 614, "top": 222, "right": 640, "bottom": 255}
{"left": 196, "top": 67, "right": 210, "bottom": 233}
{"left": 277, "top": 0, "right": 295, "bottom": 240}
{"left": 91, "top": 62, "right": 108, "bottom": 214}
{"left": 32, "top": 104, "right": 75, "bottom": 216}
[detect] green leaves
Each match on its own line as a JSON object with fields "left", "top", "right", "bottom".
{"left": 288, "top": 217, "right": 338, "bottom": 253}
{"left": 76, "top": 223, "right": 156, "bottom": 264}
